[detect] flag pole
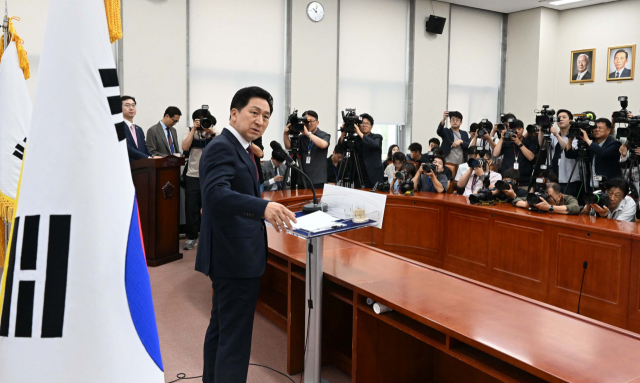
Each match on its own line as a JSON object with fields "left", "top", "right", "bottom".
{"left": 2, "top": 0, "right": 8, "bottom": 51}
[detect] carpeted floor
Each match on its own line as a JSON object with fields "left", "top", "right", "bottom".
{"left": 0, "top": 240, "right": 351, "bottom": 383}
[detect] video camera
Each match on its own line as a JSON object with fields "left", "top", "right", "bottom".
{"left": 468, "top": 174, "right": 493, "bottom": 205}
{"left": 535, "top": 105, "right": 556, "bottom": 127}
{"left": 526, "top": 124, "right": 540, "bottom": 135}
{"left": 340, "top": 108, "right": 362, "bottom": 135}
{"left": 618, "top": 117, "right": 640, "bottom": 159}
{"left": 198, "top": 105, "right": 217, "bottom": 131}
{"left": 287, "top": 109, "right": 310, "bottom": 135}
{"left": 613, "top": 96, "right": 630, "bottom": 124}
{"left": 568, "top": 112, "right": 596, "bottom": 140}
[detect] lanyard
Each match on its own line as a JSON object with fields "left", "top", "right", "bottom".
{"left": 513, "top": 142, "right": 520, "bottom": 162}
{"left": 453, "top": 131, "right": 461, "bottom": 141}
{"left": 332, "top": 163, "right": 338, "bottom": 182}
{"left": 307, "top": 137, "right": 314, "bottom": 154}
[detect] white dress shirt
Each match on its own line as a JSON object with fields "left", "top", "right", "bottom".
{"left": 224, "top": 125, "right": 251, "bottom": 150}
{"left": 576, "top": 71, "right": 587, "bottom": 80}
{"left": 590, "top": 195, "right": 636, "bottom": 222}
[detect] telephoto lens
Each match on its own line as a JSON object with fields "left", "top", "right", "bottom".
{"left": 584, "top": 192, "right": 610, "bottom": 208}
{"left": 469, "top": 188, "right": 493, "bottom": 205}
{"left": 495, "top": 180, "right": 516, "bottom": 191}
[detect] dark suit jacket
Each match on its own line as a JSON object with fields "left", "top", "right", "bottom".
{"left": 195, "top": 128, "right": 270, "bottom": 278}
{"left": 123, "top": 123, "right": 152, "bottom": 162}
{"left": 572, "top": 70, "right": 591, "bottom": 80}
{"left": 361, "top": 133, "right": 385, "bottom": 185}
{"left": 261, "top": 160, "right": 288, "bottom": 191}
{"left": 610, "top": 68, "right": 632, "bottom": 79}
{"left": 436, "top": 122, "right": 470, "bottom": 160}
{"left": 565, "top": 136, "right": 622, "bottom": 182}
{"left": 146, "top": 122, "right": 180, "bottom": 156}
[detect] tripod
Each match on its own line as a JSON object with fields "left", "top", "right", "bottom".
{"left": 284, "top": 134, "right": 309, "bottom": 190}
{"left": 622, "top": 152, "right": 640, "bottom": 199}
{"left": 336, "top": 136, "right": 364, "bottom": 188}
{"left": 564, "top": 142, "right": 592, "bottom": 196}
{"left": 527, "top": 132, "right": 554, "bottom": 191}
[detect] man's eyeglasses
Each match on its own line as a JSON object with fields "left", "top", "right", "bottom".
{"left": 360, "top": 122, "right": 372, "bottom": 127}
{"left": 171, "top": 118, "right": 180, "bottom": 124}
{"left": 123, "top": 103, "right": 136, "bottom": 108}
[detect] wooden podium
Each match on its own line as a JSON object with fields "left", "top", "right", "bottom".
{"left": 131, "top": 156, "right": 185, "bottom": 267}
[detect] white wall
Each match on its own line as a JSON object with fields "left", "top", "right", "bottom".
{"left": 290, "top": 0, "right": 338, "bottom": 148}
{"left": 411, "top": 0, "right": 450, "bottom": 149}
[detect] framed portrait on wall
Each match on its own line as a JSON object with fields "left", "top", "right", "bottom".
{"left": 570, "top": 49, "right": 596, "bottom": 83}
{"left": 607, "top": 44, "right": 635, "bottom": 81}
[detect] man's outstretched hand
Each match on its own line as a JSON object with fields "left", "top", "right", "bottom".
{"left": 264, "top": 202, "right": 297, "bottom": 232}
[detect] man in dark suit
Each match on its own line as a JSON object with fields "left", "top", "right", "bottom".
{"left": 147, "top": 106, "right": 182, "bottom": 156}
{"left": 572, "top": 54, "right": 592, "bottom": 81}
{"left": 338, "top": 113, "right": 384, "bottom": 188}
{"left": 261, "top": 150, "right": 288, "bottom": 191}
{"left": 610, "top": 49, "right": 632, "bottom": 79}
{"left": 196, "top": 86, "right": 296, "bottom": 383}
{"left": 437, "top": 111, "right": 470, "bottom": 165}
{"left": 120, "top": 96, "right": 156, "bottom": 162}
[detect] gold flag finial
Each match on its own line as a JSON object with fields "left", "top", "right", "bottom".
{"left": 104, "top": 0, "right": 122, "bottom": 43}
{"left": 0, "top": 17, "right": 30, "bottom": 79}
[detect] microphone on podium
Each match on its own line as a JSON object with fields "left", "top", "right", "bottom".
{"left": 270, "top": 141, "right": 328, "bottom": 214}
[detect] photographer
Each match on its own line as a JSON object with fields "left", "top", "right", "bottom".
{"left": 408, "top": 142, "right": 430, "bottom": 163}
{"left": 412, "top": 156, "right": 448, "bottom": 193}
{"left": 581, "top": 178, "right": 635, "bottom": 221}
{"left": 327, "top": 146, "right": 344, "bottom": 184}
{"left": 537, "top": 109, "right": 580, "bottom": 197}
{"left": 619, "top": 143, "right": 640, "bottom": 196}
{"left": 513, "top": 181, "right": 580, "bottom": 215}
{"left": 385, "top": 152, "right": 406, "bottom": 181}
{"left": 283, "top": 110, "right": 331, "bottom": 189}
{"left": 429, "top": 138, "right": 440, "bottom": 151}
{"left": 492, "top": 168, "right": 527, "bottom": 202}
{"left": 565, "top": 118, "right": 622, "bottom": 187}
{"left": 458, "top": 150, "right": 502, "bottom": 196}
{"left": 470, "top": 122, "right": 496, "bottom": 152}
{"left": 182, "top": 108, "right": 216, "bottom": 250}
{"left": 437, "top": 111, "right": 470, "bottom": 165}
{"left": 338, "top": 113, "right": 384, "bottom": 188}
{"left": 392, "top": 162, "right": 416, "bottom": 193}
{"left": 493, "top": 119, "right": 537, "bottom": 187}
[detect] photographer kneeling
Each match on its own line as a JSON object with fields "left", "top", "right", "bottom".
{"left": 458, "top": 150, "right": 502, "bottom": 196}
{"left": 412, "top": 156, "right": 448, "bottom": 193}
{"left": 513, "top": 181, "right": 580, "bottom": 215}
{"left": 581, "top": 178, "right": 635, "bottom": 221}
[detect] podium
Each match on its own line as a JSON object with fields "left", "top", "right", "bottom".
{"left": 131, "top": 157, "right": 185, "bottom": 267}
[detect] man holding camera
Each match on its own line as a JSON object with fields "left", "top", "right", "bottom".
{"left": 181, "top": 108, "right": 216, "bottom": 250}
{"left": 538, "top": 109, "right": 581, "bottom": 197}
{"left": 338, "top": 113, "right": 384, "bottom": 188}
{"left": 565, "top": 118, "right": 622, "bottom": 188}
{"left": 437, "top": 111, "right": 470, "bottom": 165}
{"left": 581, "top": 178, "right": 635, "bottom": 221}
{"left": 412, "top": 156, "right": 448, "bottom": 193}
{"left": 493, "top": 119, "right": 537, "bottom": 188}
{"left": 513, "top": 181, "right": 580, "bottom": 215}
{"left": 283, "top": 110, "right": 330, "bottom": 189}
{"left": 492, "top": 168, "right": 527, "bottom": 202}
{"left": 458, "top": 150, "right": 502, "bottom": 196}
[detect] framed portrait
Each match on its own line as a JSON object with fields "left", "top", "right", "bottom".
{"left": 570, "top": 48, "right": 596, "bottom": 83}
{"left": 607, "top": 44, "right": 636, "bottom": 81}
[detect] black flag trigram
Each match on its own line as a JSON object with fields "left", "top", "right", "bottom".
{"left": 99, "top": 68, "right": 125, "bottom": 142}
{"left": 12, "top": 137, "right": 27, "bottom": 160}
{"left": 0, "top": 215, "right": 72, "bottom": 338}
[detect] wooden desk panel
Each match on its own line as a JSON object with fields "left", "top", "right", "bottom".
{"left": 628, "top": 241, "right": 640, "bottom": 334}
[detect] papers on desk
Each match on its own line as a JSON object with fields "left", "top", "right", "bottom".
{"left": 321, "top": 184, "right": 387, "bottom": 229}
{"left": 290, "top": 211, "right": 344, "bottom": 232}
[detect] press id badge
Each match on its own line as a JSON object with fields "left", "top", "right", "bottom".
{"left": 306, "top": 156, "right": 311, "bottom": 164}
{"left": 514, "top": 162, "right": 519, "bottom": 170}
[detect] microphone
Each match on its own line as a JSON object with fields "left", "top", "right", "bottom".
{"left": 270, "top": 141, "right": 327, "bottom": 214}
{"left": 577, "top": 261, "right": 588, "bottom": 314}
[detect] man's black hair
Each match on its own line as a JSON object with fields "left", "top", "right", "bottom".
{"left": 392, "top": 152, "right": 406, "bottom": 163}
{"left": 511, "top": 119, "right": 524, "bottom": 129}
{"left": 557, "top": 109, "right": 574, "bottom": 120}
{"left": 402, "top": 162, "right": 416, "bottom": 178}
{"left": 360, "top": 113, "right": 374, "bottom": 126}
{"left": 302, "top": 110, "right": 319, "bottom": 120}
{"left": 333, "top": 145, "right": 344, "bottom": 155}
{"left": 502, "top": 168, "right": 520, "bottom": 183}
{"left": 432, "top": 147, "right": 445, "bottom": 157}
{"left": 408, "top": 142, "right": 422, "bottom": 153}
{"left": 503, "top": 113, "right": 517, "bottom": 121}
{"left": 596, "top": 117, "right": 613, "bottom": 131}
{"left": 192, "top": 108, "right": 216, "bottom": 124}
{"left": 428, "top": 137, "right": 441, "bottom": 146}
{"left": 536, "top": 170, "right": 559, "bottom": 183}
{"left": 121, "top": 95, "right": 136, "bottom": 104}
{"left": 615, "top": 49, "right": 629, "bottom": 59}
{"left": 272, "top": 150, "right": 286, "bottom": 163}
{"left": 230, "top": 86, "right": 274, "bottom": 114}
{"left": 433, "top": 155, "right": 445, "bottom": 164}
{"left": 164, "top": 106, "right": 182, "bottom": 118}
{"left": 449, "top": 111, "right": 463, "bottom": 121}
{"left": 547, "top": 182, "right": 562, "bottom": 194}
{"left": 467, "top": 146, "right": 478, "bottom": 156}
{"left": 606, "top": 178, "right": 629, "bottom": 196}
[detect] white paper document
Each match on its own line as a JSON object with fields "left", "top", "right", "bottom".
{"left": 321, "top": 184, "right": 387, "bottom": 229}
{"left": 290, "top": 211, "right": 340, "bottom": 232}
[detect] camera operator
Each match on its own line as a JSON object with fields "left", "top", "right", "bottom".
{"left": 538, "top": 109, "right": 581, "bottom": 196}
{"left": 619, "top": 143, "right": 640, "bottom": 196}
{"left": 392, "top": 162, "right": 416, "bottom": 193}
{"left": 385, "top": 152, "right": 406, "bottom": 181}
{"left": 338, "top": 113, "right": 384, "bottom": 188}
{"left": 412, "top": 156, "right": 448, "bottom": 193}
{"left": 458, "top": 150, "right": 502, "bottom": 196}
{"left": 327, "top": 146, "right": 344, "bottom": 184}
{"left": 493, "top": 119, "right": 537, "bottom": 188}
{"left": 182, "top": 108, "right": 216, "bottom": 250}
{"left": 437, "top": 111, "right": 470, "bottom": 165}
{"left": 408, "top": 142, "right": 430, "bottom": 163}
{"left": 513, "top": 181, "right": 580, "bottom": 215}
{"left": 492, "top": 168, "right": 527, "bottom": 202}
{"left": 283, "top": 110, "right": 331, "bottom": 189}
{"left": 581, "top": 178, "right": 635, "bottom": 221}
{"left": 566, "top": 118, "right": 622, "bottom": 188}
{"left": 470, "top": 123, "right": 496, "bottom": 152}
{"left": 429, "top": 138, "right": 440, "bottom": 151}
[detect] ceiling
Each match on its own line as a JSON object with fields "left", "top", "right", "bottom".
{"left": 443, "top": 0, "right": 620, "bottom": 14}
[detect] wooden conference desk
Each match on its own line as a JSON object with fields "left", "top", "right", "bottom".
{"left": 258, "top": 190, "right": 640, "bottom": 382}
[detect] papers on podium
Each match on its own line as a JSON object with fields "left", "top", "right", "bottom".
{"left": 320, "top": 184, "right": 387, "bottom": 229}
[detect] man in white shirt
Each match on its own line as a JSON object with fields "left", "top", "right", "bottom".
{"left": 458, "top": 150, "right": 502, "bottom": 196}
{"left": 582, "top": 178, "right": 636, "bottom": 221}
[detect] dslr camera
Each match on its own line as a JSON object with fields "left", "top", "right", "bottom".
{"left": 469, "top": 174, "right": 494, "bottom": 205}
{"left": 422, "top": 163, "right": 437, "bottom": 174}
{"left": 495, "top": 179, "right": 517, "bottom": 192}
{"left": 287, "top": 109, "right": 309, "bottom": 135}
{"left": 526, "top": 177, "right": 549, "bottom": 209}
{"left": 584, "top": 190, "right": 610, "bottom": 208}
{"left": 395, "top": 170, "right": 415, "bottom": 195}
{"left": 375, "top": 180, "right": 391, "bottom": 192}
{"left": 467, "top": 157, "right": 487, "bottom": 169}
{"left": 612, "top": 96, "right": 630, "bottom": 124}
{"left": 340, "top": 108, "right": 362, "bottom": 135}
{"left": 470, "top": 119, "right": 492, "bottom": 137}
{"left": 618, "top": 117, "right": 640, "bottom": 159}
{"left": 198, "top": 105, "right": 217, "bottom": 131}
